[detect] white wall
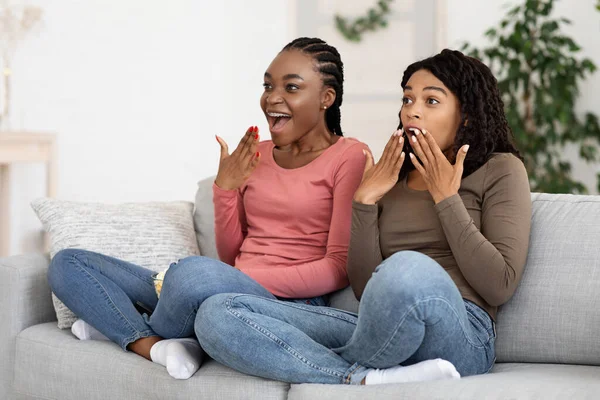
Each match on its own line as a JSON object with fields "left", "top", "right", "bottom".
{"left": 6, "top": 0, "right": 600, "bottom": 255}
{"left": 445, "top": 0, "right": 600, "bottom": 194}
{"left": 8, "top": 0, "right": 291, "bottom": 255}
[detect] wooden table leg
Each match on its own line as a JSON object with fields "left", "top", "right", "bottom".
{"left": 43, "top": 143, "right": 57, "bottom": 252}
{"left": 0, "top": 164, "right": 10, "bottom": 257}
{"left": 47, "top": 140, "right": 57, "bottom": 198}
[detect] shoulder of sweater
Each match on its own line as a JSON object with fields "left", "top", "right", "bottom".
{"left": 334, "top": 137, "right": 369, "bottom": 160}
{"left": 482, "top": 153, "right": 528, "bottom": 191}
{"left": 484, "top": 153, "right": 527, "bottom": 178}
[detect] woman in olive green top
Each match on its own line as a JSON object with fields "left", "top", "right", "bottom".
{"left": 196, "top": 49, "right": 531, "bottom": 386}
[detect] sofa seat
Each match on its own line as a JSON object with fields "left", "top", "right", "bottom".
{"left": 287, "top": 363, "right": 600, "bottom": 400}
{"left": 14, "top": 323, "right": 290, "bottom": 400}
{"left": 15, "top": 323, "right": 600, "bottom": 400}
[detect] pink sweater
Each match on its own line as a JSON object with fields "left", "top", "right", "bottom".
{"left": 213, "top": 137, "right": 366, "bottom": 298}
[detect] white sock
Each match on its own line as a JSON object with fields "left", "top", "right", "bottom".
{"left": 71, "top": 319, "right": 110, "bottom": 341}
{"left": 365, "top": 358, "right": 460, "bottom": 385}
{"left": 150, "top": 338, "right": 204, "bottom": 380}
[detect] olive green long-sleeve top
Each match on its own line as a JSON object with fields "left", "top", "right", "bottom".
{"left": 348, "top": 153, "right": 531, "bottom": 320}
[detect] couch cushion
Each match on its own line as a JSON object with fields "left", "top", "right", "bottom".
{"left": 495, "top": 193, "right": 600, "bottom": 365}
{"left": 329, "top": 286, "right": 359, "bottom": 314}
{"left": 287, "top": 363, "right": 600, "bottom": 400}
{"left": 31, "top": 198, "right": 201, "bottom": 329}
{"left": 194, "top": 177, "right": 219, "bottom": 260}
{"left": 14, "top": 323, "right": 288, "bottom": 400}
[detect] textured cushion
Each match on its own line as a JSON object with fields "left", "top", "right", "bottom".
{"left": 495, "top": 193, "right": 600, "bottom": 365}
{"left": 31, "top": 198, "right": 200, "bottom": 329}
{"left": 14, "top": 323, "right": 288, "bottom": 400}
{"left": 194, "top": 176, "right": 219, "bottom": 260}
{"left": 287, "top": 363, "right": 600, "bottom": 400}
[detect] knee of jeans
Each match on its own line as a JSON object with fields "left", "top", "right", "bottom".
{"left": 195, "top": 293, "right": 232, "bottom": 347}
{"left": 370, "top": 251, "right": 449, "bottom": 297}
{"left": 164, "top": 255, "right": 209, "bottom": 284}
{"left": 48, "top": 248, "right": 81, "bottom": 294}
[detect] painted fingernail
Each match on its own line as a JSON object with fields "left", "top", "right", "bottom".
{"left": 401, "top": 151, "right": 405, "bottom": 158}
{"left": 399, "top": 136, "right": 403, "bottom": 144}
{"left": 249, "top": 126, "right": 254, "bottom": 132}
{"left": 422, "top": 129, "right": 427, "bottom": 135}
{"left": 463, "top": 145, "right": 470, "bottom": 152}
{"left": 255, "top": 133, "right": 259, "bottom": 140}
{"left": 414, "top": 129, "right": 420, "bottom": 135}
{"left": 256, "top": 151, "right": 260, "bottom": 157}
{"left": 409, "top": 152, "right": 414, "bottom": 158}
{"left": 412, "top": 135, "right": 417, "bottom": 143}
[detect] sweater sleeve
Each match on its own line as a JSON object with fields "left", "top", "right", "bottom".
{"left": 243, "top": 143, "right": 367, "bottom": 298}
{"left": 434, "top": 155, "right": 531, "bottom": 306}
{"left": 347, "top": 201, "right": 383, "bottom": 300}
{"left": 213, "top": 183, "right": 247, "bottom": 266}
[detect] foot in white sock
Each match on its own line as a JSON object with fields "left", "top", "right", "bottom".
{"left": 365, "top": 358, "right": 460, "bottom": 385}
{"left": 71, "top": 319, "right": 109, "bottom": 341}
{"left": 150, "top": 338, "right": 204, "bottom": 380}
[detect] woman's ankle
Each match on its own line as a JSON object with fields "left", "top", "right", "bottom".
{"left": 127, "top": 336, "right": 163, "bottom": 360}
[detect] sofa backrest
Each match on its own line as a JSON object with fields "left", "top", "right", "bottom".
{"left": 194, "top": 178, "right": 600, "bottom": 365}
{"left": 495, "top": 192, "right": 600, "bottom": 365}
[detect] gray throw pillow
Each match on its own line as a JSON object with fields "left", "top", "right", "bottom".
{"left": 31, "top": 198, "right": 201, "bottom": 329}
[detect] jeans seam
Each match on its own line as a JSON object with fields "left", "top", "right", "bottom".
{"left": 248, "top": 296, "right": 358, "bottom": 324}
{"left": 225, "top": 295, "right": 345, "bottom": 380}
{"left": 70, "top": 253, "right": 151, "bottom": 343}
{"left": 173, "top": 308, "right": 197, "bottom": 338}
{"left": 72, "top": 250, "right": 156, "bottom": 287}
{"left": 366, "top": 296, "right": 485, "bottom": 366}
{"left": 344, "top": 363, "right": 362, "bottom": 384}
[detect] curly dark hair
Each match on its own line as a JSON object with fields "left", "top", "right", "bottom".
{"left": 282, "top": 37, "right": 344, "bottom": 136}
{"left": 398, "top": 49, "right": 522, "bottom": 180}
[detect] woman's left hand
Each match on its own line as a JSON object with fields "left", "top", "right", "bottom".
{"left": 407, "top": 128, "right": 469, "bottom": 204}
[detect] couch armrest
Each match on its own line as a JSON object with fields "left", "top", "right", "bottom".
{"left": 0, "top": 253, "right": 55, "bottom": 399}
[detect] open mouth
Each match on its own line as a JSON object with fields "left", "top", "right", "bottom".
{"left": 267, "top": 112, "right": 292, "bottom": 133}
{"left": 405, "top": 127, "right": 422, "bottom": 138}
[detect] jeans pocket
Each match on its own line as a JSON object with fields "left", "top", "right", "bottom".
{"left": 464, "top": 300, "right": 494, "bottom": 345}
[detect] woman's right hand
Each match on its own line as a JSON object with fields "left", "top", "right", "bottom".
{"left": 353, "top": 129, "right": 405, "bottom": 205}
{"left": 214, "top": 126, "right": 261, "bottom": 191}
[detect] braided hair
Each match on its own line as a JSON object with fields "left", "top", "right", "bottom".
{"left": 282, "top": 37, "right": 344, "bottom": 136}
{"left": 398, "top": 49, "right": 522, "bottom": 179}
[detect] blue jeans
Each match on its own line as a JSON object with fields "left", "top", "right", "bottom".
{"left": 47, "top": 249, "right": 276, "bottom": 350}
{"left": 196, "top": 251, "right": 496, "bottom": 384}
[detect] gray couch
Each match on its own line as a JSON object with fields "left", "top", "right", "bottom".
{"left": 3, "top": 180, "right": 600, "bottom": 399}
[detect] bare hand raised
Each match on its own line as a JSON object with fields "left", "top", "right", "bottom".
{"left": 407, "top": 128, "right": 469, "bottom": 204}
{"left": 353, "top": 130, "right": 406, "bottom": 205}
{"left": 214, "top": 126, "right": 261, "bottom": 191}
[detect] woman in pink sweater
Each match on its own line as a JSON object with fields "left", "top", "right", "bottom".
{"left": 48, "top": 37, "right": 366, "bottom": 380}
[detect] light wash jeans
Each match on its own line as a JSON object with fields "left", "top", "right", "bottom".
{"left": 196, "top": 251, "right": 496, "bottom": 385}
{"left": 47, "top": 249, "right": 283, "bottom": 350}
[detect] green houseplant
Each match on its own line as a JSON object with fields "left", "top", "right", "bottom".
{"left": 462, "top": 0, "right": 600, "bottom": 193}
